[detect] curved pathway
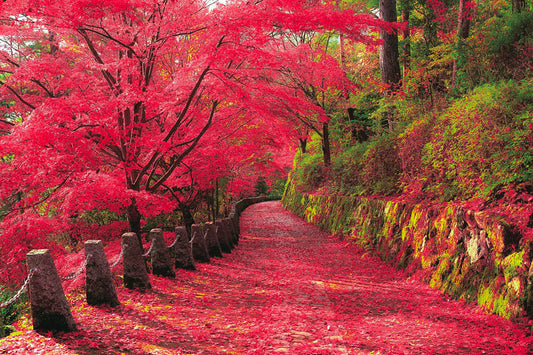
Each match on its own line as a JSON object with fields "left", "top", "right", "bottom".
{"left": 1, "top": 201, "right": 531, "bottom": 354}
{"left": 230, "top": 201, "right": 532, "bottom": 354}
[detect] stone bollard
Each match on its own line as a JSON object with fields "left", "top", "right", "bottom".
{"left": 191, "top": 224, "right": 210, "bottom": 263}
{"left": 222, "top": 218, "right": 236, "bottom": 247}
{"left": 228, "top": 214, "right": 240, "bottom": 245}
{"left": 215, "top": 219, "right": 233, "bottom": 253}
{"left": 205, "top": 222, "right": 223, "bottom": 258}
{"left": 26, "top": 249, "right": 77, "bottom": 333}
{"left": 172, "top": 226, "right": 196, "bottom": 270}
{"left": 150, "top": 228, "right": 175, "bottom": 278}
{"left": 122, "top": 232, "right": 151, "bottom": 289}
{"left": 84, "top": 240, "right": 120, "bottom": 307}
{"left": 223, "top": 218, "right": 237, "bottom": 249}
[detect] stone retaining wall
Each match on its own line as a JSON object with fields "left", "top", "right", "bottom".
{"left": 282, "top": 180, "right": 533, "bottom": 321}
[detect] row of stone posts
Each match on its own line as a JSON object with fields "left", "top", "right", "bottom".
{"left": 24, "top": 216, "right": 241, "bottom": 333}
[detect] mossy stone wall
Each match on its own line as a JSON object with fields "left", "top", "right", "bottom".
{"left": 282, "top": 179, "right": 533, "bottom": 320}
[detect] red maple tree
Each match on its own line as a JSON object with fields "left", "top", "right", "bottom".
{"left": 0, "top": 0, "right": 392, "bottom": 283}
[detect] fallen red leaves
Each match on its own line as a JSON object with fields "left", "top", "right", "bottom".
{"left": 1, "top": 201, "right": 532, "bottom": 354}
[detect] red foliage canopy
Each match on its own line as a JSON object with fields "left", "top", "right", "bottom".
{"left": 0, "top": 0, "right": 392, "bottom": 283}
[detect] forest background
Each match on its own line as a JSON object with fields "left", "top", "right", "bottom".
{"left": 0, "top": 0, "right": 532, "bottom": 336}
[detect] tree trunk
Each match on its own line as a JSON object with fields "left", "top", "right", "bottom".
{"left": 322, "top": 121, "right": 331, "bottom": 167}
{"left": 452, "top": 0, "right": 473, "bottom": 88}
{"left": 512, "top": 0, "right": 526, "bottom": 12}
{"left": 181, "top": 205, "right": 195, "bottom": 238}
{"left": 299, "top": 138, "right": 307, "bottom": 154}
{"left": 379, "top": 0, "right": 402, "bottom": 93}
{"left": 214, "top": 179, "right": 219, "bottom": 222}
{"left": 401, "top": 8, "right": 411, "bottom": 75}
{"left": 126, "top": 199, "right": 143, "bottom": 249}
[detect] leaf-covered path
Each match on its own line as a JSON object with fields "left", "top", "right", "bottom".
{"left": 1, "top": 201, "right": 532, "bottom": 354}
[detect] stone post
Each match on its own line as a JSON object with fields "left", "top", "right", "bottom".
{"left": 215, "top": 219, "right": 233, "bottom": 253}
{"left": 172, "top": 226, "right": 196, "bottom": 270}
{"left": 84, "top": 240, "right": 120, "bottom": 306}
{"left": 205, "top": 222, "right": 223, "bottom": 258}
{"left": 150, "top": 228, "right": 175, "bottom": 278}
{"left": 223, "top": 218, "right": 237, "bottom": 246}
{"left": 26, "top": 249, "right": 77, "bottom": 333}
{"left": 228, "top": 213, "right": 240, "bottom": 245}
{"left": 191, "top": 224, "right": 210, "bottom": 263}
{"left": 122, "top": 232, "right": 151, "bottom": 289}
{"left": 223, "top": 219, "right": 236, "bottom": 249}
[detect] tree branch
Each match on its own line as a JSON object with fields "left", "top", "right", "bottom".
{"left": 148, "top": 100, "right": 219, "bottom": 191}
{"left": 0, "top": 118, "right": 15, "bottom": 126}
{"left": 2, "top": 83, "right": 36, "bottom": 110}
{"left": 77, "top": 28, "right": 120, "bottom": 95}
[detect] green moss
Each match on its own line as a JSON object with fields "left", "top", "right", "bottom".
{"left": 430, "top": 255, "right": 452, "bottom": 289}
{"left": 502, "top": 250, "right": 526, "bottom": 283}
{"left": 281, "top": 180, "right": 529, "bottom": 320}
{"left": 408, "top": 207, "right": 424, "bottom": 229}
{"left": 479, "top": 282, "right": 497, "bottom": 310}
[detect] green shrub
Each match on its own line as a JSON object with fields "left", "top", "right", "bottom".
{"left": 0, "top": 287, "right": 25, "bottom": 338}
{"left": 291, "top": 149, "right": 325, "bottom": 192}
{"left": 486, "top": 11, "right": 533, "bottom": 81}
{"left": 331, "top": 142, "right": 369, "bottom": 195}
{"left": 421, "top": 79, "right": 533, "bottom": 200}
{"left": 360, "top": 134, "right": 402, "bottom": 196}
{"left": 398, "top": 116, "right": 434, "bottom": 198}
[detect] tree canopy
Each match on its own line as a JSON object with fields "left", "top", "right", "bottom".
{"left": 0, "top": 0, "right": 394, "bottom": 283}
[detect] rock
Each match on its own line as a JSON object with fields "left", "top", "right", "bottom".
{"left": 215, "top": 219, "right": 233, "bottom": 253}
{"left": 224, "top": 217, "right": 238, "bottom": 246}
{"left": 172, "top": 226, "right": 196, "bottom": 270}
{"left": 490, "top": 221, "right": 522, "bottom": 256}
{"left": 228, "top": 212, "right": 240, "bottom": 242}
{"left": 456, "top": 208, "right": 467, "bottom": 231}
{"left": 122, "top": 232, "right": 151, "bottom": 289}
{"left": 191, "top": 224, "right": 210, "bottom": 263}
{"left": 205, "top": 222, "right": 223, "bottom": 258}
{"left": 26, "top": 249, "right": 77, "bottom": 333}
{"left": 150, "top": 228, "right": 175, "bottom": 278}
{"left": 465, "top": 229, "right": 489, "bottom": 263}
{"left": 463, "top": 209, "right": 478, "bottom": 229}
{"left": 85, "top": 240, "right": 120, "bottom": 306}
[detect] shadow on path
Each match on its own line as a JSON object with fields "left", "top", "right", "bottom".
{"left": 1, "top": 201, "right": 531, "bottom": 354}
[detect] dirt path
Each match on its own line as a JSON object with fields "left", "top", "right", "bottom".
{"left": 1, "top": 201, "right": 532, "bottom": 354}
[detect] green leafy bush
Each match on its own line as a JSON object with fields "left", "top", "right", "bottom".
{"left": 291, "top": 149, "right": 325, "bottom": 192}
{"left": 398, "top": 116, "right": 434, "bottom": 198}
{"left": 421, "top": 79, "right": 533, "bottom": 200}
{"left": 331, "top": 142, "right": 368, "bottom": 195}
{"left": 486, "top": 11, "right": 533, "bottom": 81}
{"left": 0, "top": 287, "right": 25, "bottom": 337}
{"left": 360, "top": 134, "right": 402, "bottom": 196}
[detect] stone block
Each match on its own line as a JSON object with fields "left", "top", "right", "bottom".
{"left": 172, "top": 226, "right": 196, "bottom": 270}
{"left": 26, "top": 249, "right": 77, "bottom": 333}
{"left": 224, "top": 218, "right": 238, "bottom": 246}
{"left": 85, "top": 240, "right": 120, "bottom": 306}
{"left": 205, "top": 222, "right": 223, "bottom": 258}
{"left": 191, "top": 224, "right": 210, "bottom": 263}
{"left": 122, "top": 232, "right": 151, "bottom": 289}
{"left": 215, "top": 219, "right": 233, "bottom": 253}
{"left": 150, "top": 228, "right": 175, "bottom": 278}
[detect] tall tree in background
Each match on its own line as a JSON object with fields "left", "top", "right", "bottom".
{"left": 379, "top": 0, "right": 402, "bottom": 92}
{"left": 399, "top": 0, "right": 411, "bottom": 76}
{"left": 452, "top": 0, "right": 474, "bottom": 88}
{"left": 378, "top": 0, "right": 401, "bottom": 132}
